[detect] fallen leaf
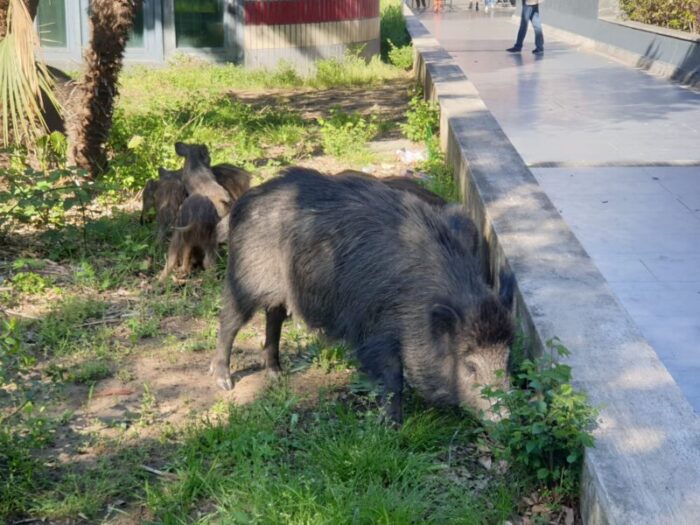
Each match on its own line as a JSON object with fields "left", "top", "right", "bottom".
{"left": 478, "top": 456, "right": 493, "bottom": 470}
{"left": 94, "top": 388, "right": 135, "bottom": 398}
{"left": 563, "top": 505, "right": 575, "bottom": 525}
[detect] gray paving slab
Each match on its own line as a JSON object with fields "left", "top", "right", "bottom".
{"left": 416, "top": 5, "right": 700, "bottom": 413}
{"left": 418, "top": 8, "right": 700, "bottom": 167}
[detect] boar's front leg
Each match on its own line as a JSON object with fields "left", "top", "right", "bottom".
{"left": 357, "top": 336, "right": 404, "bottom": 424}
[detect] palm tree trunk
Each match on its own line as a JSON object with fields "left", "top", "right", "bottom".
{"left": 0, "top": 0, "right": 9, "bottom": 38}
{"left": 0, "top": 0, "right": 37, "bottom": 38}
{"left": 66, "top": 0, "right": 138, "bottom": 175}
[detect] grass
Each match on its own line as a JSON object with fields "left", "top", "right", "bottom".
{"left": 145, "top": 387, "right": 520, "bottom": 524}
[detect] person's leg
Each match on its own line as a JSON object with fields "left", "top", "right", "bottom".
{"left": 508, "top": 3, "right": 532, "bottom": 51}
{"left": 531, "top": 4, "right": 544, "bottom": 52}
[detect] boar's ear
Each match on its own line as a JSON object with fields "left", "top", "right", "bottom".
{"left": 200, "top": 146, "right": 211, "bottom": 167}
{"left": 158, "top": 167, "right": 169, "bottom": 178}
{"left": 443, "top": 205, "right": 479, "bottom": 256}
{"left": 431, "top": 301, "right": 463, "bottom": 338}
{"left": 174, "top": 142, "right": 187, "bottom": 156}
{"left": 498, "top": 269, "right": 515, "bottom": 312}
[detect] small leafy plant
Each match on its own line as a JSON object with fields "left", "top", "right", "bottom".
{"left": 388, "top": 40, "right": 414, "bottom": 70}
{"left": 317, "top": 109, "right": 379, "bottom": 159}
{"left": 482, "top": 338, "right": 597, "bottom": 489}
{"left": 401, "top": 92, "right": 439, "bottom": 142}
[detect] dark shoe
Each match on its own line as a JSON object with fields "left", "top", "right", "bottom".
{"left": 532, "top": 48, "right": 544, "bottom": 55}
{"left": 506, "top": 46, "right": 522, "bottom": 53}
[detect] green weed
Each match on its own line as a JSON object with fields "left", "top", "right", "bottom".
{"left": 401, "top": 92, "right": 440, "bottom": 142}
{"left": 388, "top": 40, "right": 414, "bottom": 69}
{"left": 318, "top": 109, "right": 379, "bottom": 160}
{"left": 67, "top": 359, "right": 113, "bottom": 384}
{"left": 37, "top": 296, "right": 109, "bottom": 356}
{"left": 482, "top": 338, "right": 597, "bottom": 493}
{"left": 381, "top": 0, "right": 411, "bottom": 58}
{"left": 10, "top": 271, "right": 51, "bottom": 294}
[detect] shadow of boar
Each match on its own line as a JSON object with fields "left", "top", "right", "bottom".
{"left": 175, "top": 142, "right": 232, "bottom": 218}
{"left": 210, "top": 168, "right": 514, "bottom": 423}
{"left": 159, "top": 194, "right": 219, "bottom": 282}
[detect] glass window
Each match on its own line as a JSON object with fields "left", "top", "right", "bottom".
{"left": 128, "top": 4, "right": 145, "bottom": 48}
{"left": 175, "top": 0, "right": 224, "bottom": 48}
{"left": 36, "top": 0, "right": 67, "bottom": 48}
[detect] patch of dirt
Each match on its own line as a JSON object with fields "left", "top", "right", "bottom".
{"left": 230, "top": 79, "right": 414, "bottom": 131}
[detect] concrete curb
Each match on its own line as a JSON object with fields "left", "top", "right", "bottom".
{"left": 404, "top": 6, "right": 700, "bottom": 524}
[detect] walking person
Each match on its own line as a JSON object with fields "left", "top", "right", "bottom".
{"left": 415, "top": 0, "right": 426, "bottom": 10}
{"left": 484, "top": 0, "right": 495, "bottom": 13}
{"left": 506, "top": 0, "right": 544, "bottom": 55}
{"left": 433, "top": 0, "right": 444, "bottom": 13}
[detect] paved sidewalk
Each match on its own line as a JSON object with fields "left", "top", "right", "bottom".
{"left": 416, "top": 4, "right": 700, "bottom": 411}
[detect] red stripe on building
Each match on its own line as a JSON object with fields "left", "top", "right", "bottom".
{"left": 244, "top": 0, "right": 379, "bottom": 26}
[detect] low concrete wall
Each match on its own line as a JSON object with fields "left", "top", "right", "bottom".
{"left": 404, "top": 6, "right": 700, "bottom": 524}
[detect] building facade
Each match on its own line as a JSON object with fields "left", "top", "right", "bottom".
{"left": 36, "top": 0, "right": 380, "bottom": 71}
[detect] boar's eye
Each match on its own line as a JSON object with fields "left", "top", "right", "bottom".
{"left": 465, "top": 361, "right": 478, "bottom": 376}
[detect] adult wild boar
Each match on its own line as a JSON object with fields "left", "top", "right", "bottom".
{"left": 210, "top": 168, "right": 514, "bottom": 422}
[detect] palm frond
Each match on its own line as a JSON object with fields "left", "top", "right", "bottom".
{"left": 0, "top": 0, "right": 61, "bottom": 147}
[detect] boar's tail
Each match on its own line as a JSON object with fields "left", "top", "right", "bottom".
{"left": 172, "top": 224, "right": 194, "bottom": 233}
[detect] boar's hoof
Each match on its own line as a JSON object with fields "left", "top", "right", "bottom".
{"left": 209, "top": 361, "right": 234, "bottom": 390}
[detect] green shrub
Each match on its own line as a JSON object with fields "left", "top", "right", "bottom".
{"left": 312, "top": 52, "right": 404, "bottom": 88}
{"left": 381, "top": 0, "right": 411, "bottom": 58}
{"left": 67, "top": 359, "right": 112, "bottom": 384}
{"left": 10, "top": 272, "right": 51, "bottom": 295}
{"left": 0, "top": 163, "right": 95, "bottom": 231}
{"left": 482, "top": 338, "right": 597, "bottom": 491}
{"left": 388, "top": 40, "right": 414, "bottom": 70}
{"left": 318, "top": 109, "right": 379, "bottom": 158}
{"left": 401, "top": 92, "right": 440, "bottom": 142}
{"left": 620, "top": 0, "right": 699, "bottom": 33}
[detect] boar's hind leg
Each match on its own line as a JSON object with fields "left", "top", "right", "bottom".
{"left": 263, "top": 305, "right": 287, "bottom": 379}
{"left": 357, "top": 337, "right": 404, "bottom": 424}
{"left": 158, "top": 234, "right": 181, "bottom": 283}
{"left": 210, "top": 283, "right": 254, "bottom": 390}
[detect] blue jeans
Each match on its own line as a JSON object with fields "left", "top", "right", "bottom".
{"left": 485, "top": 0, "right": 495, "bottom": 7}
{"left": 514, "top": 3, "right": 544, "bottom": 51}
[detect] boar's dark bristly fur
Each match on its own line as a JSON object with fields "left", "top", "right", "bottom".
{"left": 159, "top": 194, "right": 219, "bottom": 282}
{"left": 211, "top": 168, "right": 514, "bottom": 423}
{"left": 175, "top": 142, "right": 232, "bottom": 218}
{"left": 335, "top": 170, "right": 448, "bottom": 208}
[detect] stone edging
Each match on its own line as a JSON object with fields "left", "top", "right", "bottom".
{"left": 404, "top": 5, "right": 700, "bottom": 524}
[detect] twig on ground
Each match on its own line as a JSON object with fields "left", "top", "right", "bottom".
{"left": 447, "top": 427, "right": 461, "bottom": 466}
{"left": 78, "top": 316, "right": 124, "bottom": 328}
{"left": 93, "top": 388, "right": 135, "bottom": 398}
{"left": 1, "top": 308, "right": 40, "bottom": 320}
{"left": 141, "top": 464, "right": 178, "bottom": 480}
